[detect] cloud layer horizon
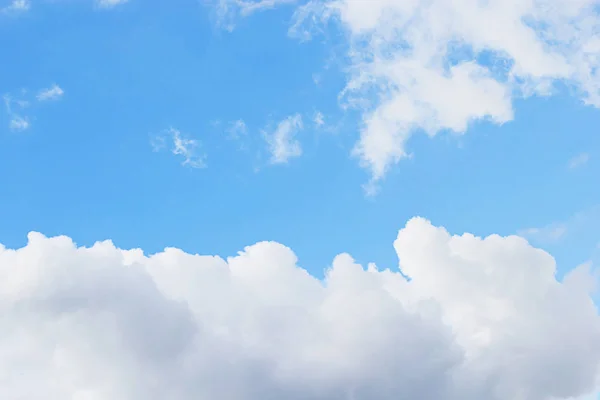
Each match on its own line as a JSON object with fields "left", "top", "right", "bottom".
{"left": 1, "top": 217, "right": 598, "bottom": 399}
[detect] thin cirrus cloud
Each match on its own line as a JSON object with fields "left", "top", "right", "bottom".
{"left": 0, "top": 0, "right": 30, "bottom": 14}
{"left": 3, "top": 94, "right": 29, "bottom": 132}
{"left": 3, "top": 84, "right": 64, "bottom": 131}
{"left": 568, "top": 152, "right": 591, "bottom": 169}
{"left": 519, "top": 205, "right": 600, "bottom": 246}
{"left": 217, "top": 0, "right": 600, "bottom": 191}
{"left": 1, "top": 0, "right": 128, "bottom": 13}
{"left": 95, "top": 0, "right": 129, "bottom": 9}
{"left": 263, "top": 113, "right": 303, "bottom": 164}
{"left": 214, "top": 0, "right": 297, "bottom": 30}
{"left": 313, "top": 110, "right": 325, "bottom": 127}
{"left": 0, "top": 217, "right": 598, "bottom": 399}
{"left": 519, "top": 224, "right": 568, "bottom": 244}
{"left": 8, "top": 115, "right": 30, "bottom": 131}
{"left": 36, "top": 84, "right": 64, "bottom": 102}
{"left": 152, "top": 127, "right": 206, "bottom": 169}
{"left": 227, "top": 119, "right": 248, "bottom": 139}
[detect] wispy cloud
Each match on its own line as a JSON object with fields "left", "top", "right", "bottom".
{"left": 153, "top": 128, "right": 206, "bottom": 169}
{"left": 172, "top": 130, "right": 205, "bottom": 168}
{"left": 3, "top": 94, "right": 30, "bottom": 132}
{"left": 519, "top": 225, "right": 568, "bottom": 244}
{"left": 3, "top": 84, "right": 63, "bottom": 131}
{"left": 1, "top": 0, "right": 30, "bottom": 14}
{"left": 519, "top": 205, "right": 600, "bottom": 245}
{"left": 95, "top": 0, "right": 129, "bottom": 9}
{"left": 9, "top": 115, "right": 30, "bottom": 131}
{"left": 214, "top": 0, "right": 296, "bottom": 31}
{"left": 227, "top": 119, "right": 247, "bottom": 139}
{"left": 263, "top": 114, "right": 303, "bottom": 164}
{"left": 36, "top": 84, "right": 64, "bottom": 102}
{"left": 568, "top": 152, "right": 590, "bottom": 169}
{"left": 313, "top": 111, "right": 324, "bottom": 128}
{"left": 237, "top": 0, "right": 295, "bottom": 16}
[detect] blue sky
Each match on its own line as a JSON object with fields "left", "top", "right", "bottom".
{"left": 1, "top": 0, "right": 600, "bottom": 399}
{"left": 1, "top": 0, "right": 598, "bottom": 276}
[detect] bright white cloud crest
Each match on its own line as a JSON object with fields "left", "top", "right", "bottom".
{"left": 1, "top": 218, "right": 599, "bottom": 399}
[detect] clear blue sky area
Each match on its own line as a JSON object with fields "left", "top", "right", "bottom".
{"left": 1, "top": 0, "right": 598, "bottom": 276}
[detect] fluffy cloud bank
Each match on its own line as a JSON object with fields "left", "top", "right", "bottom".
{"left": 0, "top": 218, "right": 599, "bottom": 399}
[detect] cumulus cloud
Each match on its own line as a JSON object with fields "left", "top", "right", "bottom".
{"left": 264, "top": 114, "right": 303, "bottom": 164}
{"left": 284, "top": 0, "right": 600, "bottom": 189}
{"left": 36, "top": 84, "right": 64, "bottom": 102}
{"left": 152, "top": 127, "right": 206, "bottom": 169}
{"left": 0, "top": 218, "right": 599, "bottom": 399}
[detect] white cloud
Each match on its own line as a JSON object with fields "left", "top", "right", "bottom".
{"left": 3, "top": 85, "right": 63, "bottom": 130}
{"left": 264, "top": 114, "right": 303, "bottom": 164}
{"left": 227, "top": 119, "right": 248, "bottom": 139}
{"left": 214, "top": 0, "right": 297, "bottom": 30}
{"left": 519, "top": 225, "right": 568, "bottom": 243}
{"left": 0, "top": 217, "right": 598, "bottom": 399}
{"left": 95, "top": 0, "right": 128, "bottom": 9}
{"left": 519, "top": 205, "right": 600, "bottom": 245}
{"left": 172, "top": 130, "right": 205, "bottom": 168}
{"left": 313, "top": 111, "right": 325, "bottom": 127}
{"left": 569, "top": 152, "right": 591, "bottom": 169}
{"left": 153, "top": 127, "right": 206, "bottom": 169}
{"left": 288, "top": 0, "right": 333, "bottom": 41}
{"left": 286, "top": 0, "right": 600, "bottom": 189}
{"left": 312, "top": 73, "right": 321, "bottom": 85}
{"left": 3, "top": 94, "right": 30, "bottom": 131}
{"left": 36, "top": 84, "right": 64, "bottom": 102}
{"left": 1, "top": 0, "right": 30, "bottom": 14}
{"left": 237, "top": 0, "right": 296, "bottom": 16}
{"left": 9, "top": 115, "right": 30, "bottom": 131}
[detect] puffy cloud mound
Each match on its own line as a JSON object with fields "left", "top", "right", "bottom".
{"left": 0, "top": 217, "right": 599, "bottom": 399}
